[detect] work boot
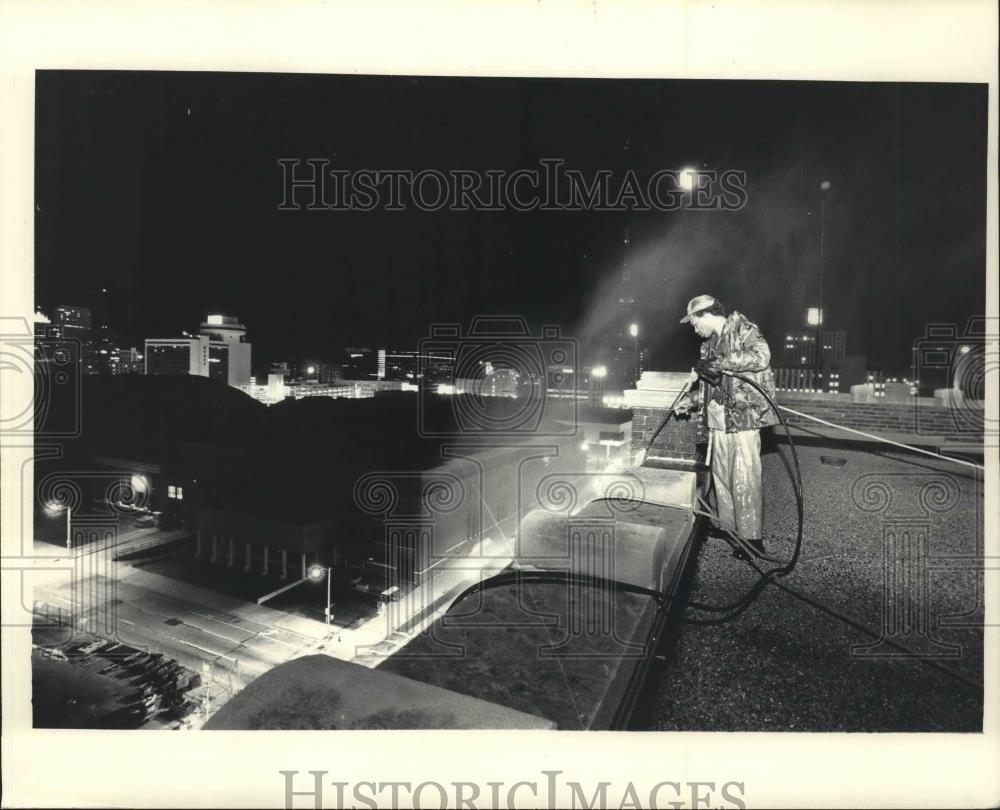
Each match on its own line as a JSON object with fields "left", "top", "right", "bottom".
{"left": 732, "top": 538, "right": 766, "bottom": 561}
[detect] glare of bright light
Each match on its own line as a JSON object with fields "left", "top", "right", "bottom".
{"left": 130, "top": 474, "right": 148, "bottom": 494}
{"left": 806, "top": 307, "right": 823, "bottom": 326}
{"left": 959, "top": 345, "right": 971, "bottom": 354}
{"left": 629, "top": 323, "right": 639, "bottom": 337}
{"left": 580, "top": 442, "right": 590, "bottom": 452}
{"left": 678, "top": 167, "right": 697, "bottom": 191}
{"left": 306, "top": 365, "right": 316, "bottom": 375}
{"left": 592, "top": 366, "right": 607, "bottom": 379}
{"left": 308, "top": 565, "right": 326, "bottom": 581}
{"left": 44, "top": 500, "right": 65, "bottom": 517}
{"left": 820, "top": 180, "right": 831, "bottom": 192}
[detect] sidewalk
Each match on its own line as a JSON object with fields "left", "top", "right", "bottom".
{"left": 333, "top": 552, "right": 513, "bottom": 668}
{"left": 116, "top": 565, "right": 332, "bottom": 642}
{"left": 31, "top": 538, "right": 511, "bottom": 674}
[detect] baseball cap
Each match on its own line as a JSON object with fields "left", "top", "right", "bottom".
{"left": 680, "top": 294, "right": 717, "bottom": 323}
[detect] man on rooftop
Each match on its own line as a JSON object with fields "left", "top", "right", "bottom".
{"left": 675, "top": 294, "right": 779, "bottom": 559}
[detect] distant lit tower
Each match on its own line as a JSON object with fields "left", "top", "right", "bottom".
{"left": 815, "top": 180, "right": 831, "bottom": 376}
{"left": 199, "top": 312, "right": 252, "bottom": 386}
{"left": 589, "top": 365, "right": 607, "bottom": 407}
{"left": 607, "top": 226, "right": 642, "bottom": 392}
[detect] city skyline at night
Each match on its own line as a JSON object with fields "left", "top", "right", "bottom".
{"left": 34, "top": 73, "right": 987, "bottom": 377}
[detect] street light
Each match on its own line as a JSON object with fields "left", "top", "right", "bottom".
{"left": 308, "top": 564, "right": 333, "bottom": 625}
{"left": 130, "top": 473, "right": 148, "bottom": 497}
{"left": 592, "top": 366, "right": 607, "bottom": 379}
{"left": 678, "top": 167, "right": 698, "bottom": 192}
{"left": 45, "top": 501, "right": 71, "bottom": 551}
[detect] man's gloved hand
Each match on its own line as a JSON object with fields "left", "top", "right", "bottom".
{"left": 673, "top": 393, "right": 696, "bottom": 416}
{"left": 694, "top": 357, "right": 723, "bottom": 384}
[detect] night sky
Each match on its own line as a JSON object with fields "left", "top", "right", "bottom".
{"left": 34, "top": 72, "right": 987, "bottom": 375}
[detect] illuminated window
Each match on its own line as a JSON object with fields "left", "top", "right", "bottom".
{"left": 167, "top": 485, "right": 184, "bottom": 500}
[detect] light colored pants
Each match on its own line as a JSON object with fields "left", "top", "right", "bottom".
{"left": 709, "top": 427, "right": 763, "bottom": 541}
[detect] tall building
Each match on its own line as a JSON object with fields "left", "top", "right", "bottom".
{"left": 34, "top": 309, "right": 80, "bottom": 369}
{"left": 52, "top": 305, "right": 92, "bottom": 336}
{"left": 603, "top": 228, "right": 642, "bottom": 394}
{"left": 145, "top": 313, "right": 252, "bottom": 388}
{"left": 344, "top": 347, "right": 377, "bottom": 379}
{"left": 781, "top": 329, "right": 847, "bottom": 367}
{"left": 199, "top": 314, "right": 252, "bottom": 387}
{"left": 46, "top": 305, "right": 142, "bottom": 377}
{"left": 145, "top": 336, "right": 211, "bottom": 377}
{"left": 34, "top": 309, "right": 60, "bottom": 339}
{"left": 117, "top": 347, "right": 144, "bottom": 375}
{"left": 83, "top": 325, "right": 121, "bottom": 375}
{"left": 380, "top": 350, "right": 454, "bottom": 382}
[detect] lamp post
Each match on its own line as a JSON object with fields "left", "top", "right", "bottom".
{"left": 46, "top": 501, "right": 71, "bottom": 552}
{"left": 308, "top": 564, "right": 333, "bottom": 625}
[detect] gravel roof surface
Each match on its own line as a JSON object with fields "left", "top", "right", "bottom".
{"left": 644, "top": 440, "right": 984, "bottom": 732}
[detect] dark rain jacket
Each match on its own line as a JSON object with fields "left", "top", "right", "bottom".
{"left": 688, "top": 311, "right": 780, "bottom": 433}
